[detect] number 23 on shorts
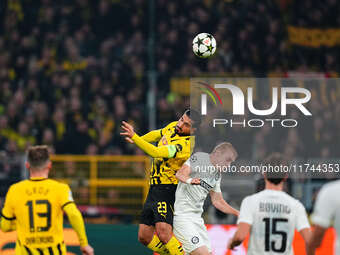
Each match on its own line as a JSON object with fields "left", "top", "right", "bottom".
{"left": 157, "top": 202, "right": 167, "bottom": 213}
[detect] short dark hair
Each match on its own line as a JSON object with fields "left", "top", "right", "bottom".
{"left": 27, "top": 145, "right": 50, "bottom": 169}
{"left": 264, "top": 153, "right": 288, "bottom": 185}
{"left": 184, "top": 109, "right": 201, "bottom": 128}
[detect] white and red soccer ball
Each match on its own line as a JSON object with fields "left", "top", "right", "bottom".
{"left": 192, "top": 33, "right": 217, "bottom": 58}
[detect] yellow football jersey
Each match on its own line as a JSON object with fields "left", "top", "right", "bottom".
{"left": 149, "top": 121, "right": 194, "bottom": 185}
{"left": 1, "top": 177, "right": 73, "bottom": 251}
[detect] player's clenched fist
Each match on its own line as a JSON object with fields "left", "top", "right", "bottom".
{"left": 191, "top": 178, "right": 201, "bottom": 185}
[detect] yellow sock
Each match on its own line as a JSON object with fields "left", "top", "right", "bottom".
{"left": 165, "top": 236, "right": 184, "bottom": 255}
{"left": 147, "top": 235, "right": 170, "bottom": 255}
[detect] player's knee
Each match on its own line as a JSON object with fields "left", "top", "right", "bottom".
{"left": 138, "top": 228, "right": 154, "bottom": 246}
{"left": 157, "top": 232, "right": 171, "bottom": 244}
{"left": 156, "top": 225, "right": 172, "bottom": 243}
{"left": 138, "top": 232, "right": 151, "bottom": 246}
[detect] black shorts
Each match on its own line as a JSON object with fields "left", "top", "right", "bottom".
{"left": 140, "top": 184, "right": 177, "bottom": 226}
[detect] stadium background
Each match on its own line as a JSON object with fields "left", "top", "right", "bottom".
{"left": 0, "top": 0, "right": 340, "bottom": 254}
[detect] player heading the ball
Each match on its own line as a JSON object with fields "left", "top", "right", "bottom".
{"left": 120, "top": 109, "right": 201, "bottom": 255}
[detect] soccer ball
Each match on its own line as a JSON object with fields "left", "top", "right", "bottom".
{"left": 192, "top": 33, "right": 217, "bottom": 58}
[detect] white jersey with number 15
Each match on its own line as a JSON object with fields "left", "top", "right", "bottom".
{"left": 238, "top": 189, "right": 310, "bottom": 255}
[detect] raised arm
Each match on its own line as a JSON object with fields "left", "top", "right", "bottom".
{"left": 131, "top": 133, "right": 176, "bottom": 158}
{"left": 141, "top": 129, "right": 162, "bottom": 143}
{"left": 122, "top": 120, "right": 167, "bottom": 144}
{"left": 210, "top": 191, "right": 239, "bottom": 216}
{"left": 121, "top": 121, "right": 177, "bottom": 158}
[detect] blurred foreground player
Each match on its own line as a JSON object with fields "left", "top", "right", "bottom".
{"left": 228, "top": 153, "right": 311, "bottom": 255}
{"left": 309, "top": 179, "right": 340, "bottom": 254}
{"left": 0, "top": 145, "right": 94, "bottom": 255}
{"left": 174, "top": 142, "right": 239, "bottom": 255}
{"left": 120, "top": 109, "right": 200, "bottom": 255}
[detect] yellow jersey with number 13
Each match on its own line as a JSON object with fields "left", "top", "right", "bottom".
{"left": 1, "top": 178, "right": 74, "bottom": 248}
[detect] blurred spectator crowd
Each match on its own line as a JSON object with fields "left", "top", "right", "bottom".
{"left": 0, "top": 0, "right": 340, "bottom": 223}
{"left": 0, "top": 0, "right": 339, "bottom": 158}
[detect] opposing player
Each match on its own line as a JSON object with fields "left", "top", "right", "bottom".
{"left": 309, "top": 180, "right": 340, "bottom": 254}
{"left": 120, "top": 109, "right": 200, "bottom": 255}
{"left": 173, "top": 142, "right": 239, "bottom": 255}
{"left": 0, "top": 145, "right": 94, "bottom": 255}
{"left": 228, "top": 153, "right": 311, "bottom": 255}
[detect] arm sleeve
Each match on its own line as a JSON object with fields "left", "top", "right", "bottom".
{"left": 0, "top": 186, "right": 16, "bottom": 232}
{"left": 213, "top": 179, "right": 221, "bottom": 193}
{"left": 184, "top": 153, "right": 198, "bottom": 168}
{"left": 237, "top": 196, "right": 253, "bottom": 225}
{"left": 60, "top": 184, "right": 74, "bottom": 208}
{"left": 184, "top": 158, "right": 190, "bottom": 167}
{"left": 141, "top": 129, "right": 162, "bottom": 143}
{"left": 311, "top": 185, "right": 334, "bottom": 228}
{"left": 63, "top": 203, "right": 88, "bottom": 247}
{"left": 132, "top": 133, "right": 176, "bottom": 158}
{"left": 0, "top": 217, "right": 15, "bottom": 232}
{"left": 0, "top": 217, "right": 16, "bottom": 232}
{"left": 1, "top": 186, "right": 16, "bottom": 220}
{"left": 296, "top": 201, "right": 310, "bottom": 231}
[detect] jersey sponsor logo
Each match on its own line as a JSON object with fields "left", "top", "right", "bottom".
{"left": 26, "top": 236, "right": 54, "bottom": 245}
{"left": 191, "top": 236, "right": 199, "bottom": 244}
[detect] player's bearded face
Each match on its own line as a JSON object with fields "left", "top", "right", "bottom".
{"left": 175, "top": 114, "right": 193, "bottom": 136}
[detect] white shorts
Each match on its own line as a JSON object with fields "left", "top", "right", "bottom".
{"left": 173, "top": 216, "right": 211, "bottom": 254}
